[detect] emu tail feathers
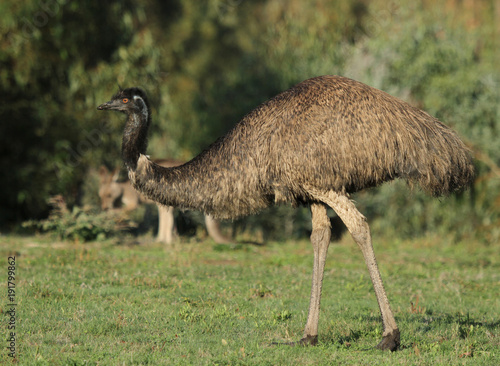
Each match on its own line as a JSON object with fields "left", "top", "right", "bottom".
{"left": 400, "top": 118, "right": 475, "bottom": 197}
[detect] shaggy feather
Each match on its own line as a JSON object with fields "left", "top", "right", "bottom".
{"left": 98, "top": 75, "right": 475, "bottom": 350}
{"left": 104, "top": 76, "right": 475, "bottom": 220}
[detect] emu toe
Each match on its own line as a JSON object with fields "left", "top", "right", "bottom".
{"left": 295, "top": 335, "right": 319, "bottom": 347}
{"left": 375, "top": 329, "right": 400, "bottom": 351}
{"left": 273, "top": 335, "right": 318, "bottom": 347}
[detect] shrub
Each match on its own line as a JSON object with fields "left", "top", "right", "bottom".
{"left": 23, "top": 195, "right": 136, "bottom": 242}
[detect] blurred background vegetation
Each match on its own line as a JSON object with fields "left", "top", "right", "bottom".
{"left": 1, "top": 0, "right": 499, "bottom": 242}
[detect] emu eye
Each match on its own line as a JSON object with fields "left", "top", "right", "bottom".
{"left": 122, "top": 98, "right": 129, "bottom": 103}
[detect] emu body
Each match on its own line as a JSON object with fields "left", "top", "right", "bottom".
{"left": 98, "top": 75, "right": 474, "bottom": 350}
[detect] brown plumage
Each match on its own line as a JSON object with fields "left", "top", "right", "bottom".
{"left": 98, "top": 75, "right": 474, "bottom": 351}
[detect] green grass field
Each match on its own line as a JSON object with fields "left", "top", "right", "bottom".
{"left": 1, "top": 233, "right": 498, "bottom": 365}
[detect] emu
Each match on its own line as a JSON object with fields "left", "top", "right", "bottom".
{"left": 98, "top": 164, "right": 231, "bottom": 244}
{"left": 98, "top": 75, "right": 474, "bottom": 351}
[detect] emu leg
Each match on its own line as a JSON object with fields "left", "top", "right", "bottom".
{"left": 204, "top": 214, "right": 232, "bottom": 244}
{"left": 297, "top": 203, "right": 331, "bottom": 346}
{"left": 318, "top": 190, "right": 400, "bottom": 351}
{"left": 157, "top": 205, "right": 175, "bottom": 244}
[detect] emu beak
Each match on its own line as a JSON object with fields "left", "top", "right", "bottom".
{"left": 97, "top": 101, "right": 113, "bottom": 110}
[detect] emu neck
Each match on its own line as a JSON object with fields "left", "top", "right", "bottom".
{"left": 122, "top": 108, "right": 151, "bottom": 170}
{"left": 128, "top": 151, "right": 272, "bottom": 220}
{"left": 130, "top": 155, "right": 213, "bottom": 216}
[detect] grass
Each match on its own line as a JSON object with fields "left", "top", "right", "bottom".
{"left": 1, "top": 233, "right": 498, "bottom": 365}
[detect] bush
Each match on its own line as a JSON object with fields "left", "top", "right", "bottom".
{"left": 23, "top": 196, "right": 136, "bottom": 242}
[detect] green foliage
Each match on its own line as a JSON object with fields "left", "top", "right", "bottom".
{"left": 274, "top": 309, "right": 293, "bottom": 322}
{"left": 0, "top": 0, "right": 139, "bottom": 223}
{"left": 2, "top": 0, "right": 499, "bottom": 243}
{"left": 344, "top": 2, "right": 500, "bottom": 240}
{"left": 22, "top": 196, "right": 135, "bottom": 242}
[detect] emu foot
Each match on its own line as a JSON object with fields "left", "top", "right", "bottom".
{"left": 375, "top": 329, "right": 400, "bottom": 351}
{"left": 294, "top": 334, "right": 318, "bottom": 347}
{"left": 273, "top": 335, "right": 318, "bottom": 347}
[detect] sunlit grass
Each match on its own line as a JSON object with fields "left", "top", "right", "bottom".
{"left": 1, "top": 233, "right": 498, "bottom": 365}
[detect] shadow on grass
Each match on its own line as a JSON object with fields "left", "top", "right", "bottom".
{"left": 212, "top": 241, "right": 264, "bottom": 252}
{"left": 312, "top": 310, "right": 499, "bottom": 351}
{"left": 420, "top": 311, "right": 500, "bottom": 331}
{"left": 347, "top": 311, "right": 499, "bottom": 332}
{"left": 318, "top": 327, "right": 365, "bottom": 348}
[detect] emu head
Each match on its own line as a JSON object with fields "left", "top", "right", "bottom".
{"left": 98, "top": 166, "right": 124, "bottom": 210}
{"left": 97, "top": 87, "right": 149, "bottom": 114}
